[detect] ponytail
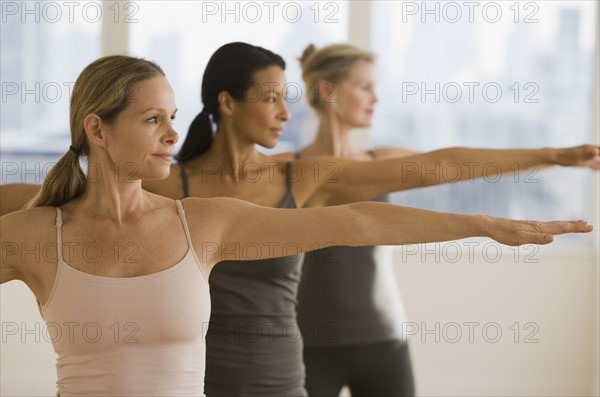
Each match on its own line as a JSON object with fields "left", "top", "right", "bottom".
{"left": 176, "top": 110, "right": 213, "bottom": 162}
{"left": 26, "top": 149, "right": 86, "bottom": 208}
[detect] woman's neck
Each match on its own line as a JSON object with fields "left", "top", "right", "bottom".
{"left": 76, "top": 170, "right": 150, "bottom": 225}
{"left": 305, "top": 112, "right": 354, "bottom": 157}
{"left": 197, "top": 124, "right": 264, "bottom": 182}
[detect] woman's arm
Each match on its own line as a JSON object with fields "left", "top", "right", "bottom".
{"left": 0, "top": 208, "right": 50, "bottom": 285}
{"left": 306, "top": 145, "right": 600, "bottom": 206}
{"left": 0, "top": 184, "right": 40, "bottom": 216}
{"left": 371, "top": 147, "right": 422, "bottom": 159}
{"left": 185, "top": 198, "right": 592, "bottom": 269}
{"left": 0, "top": 214, "right": 22, "bottom": 284}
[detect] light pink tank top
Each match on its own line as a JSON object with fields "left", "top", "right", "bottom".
{"left": 41, "top": 200, "right": 210, "bottom": 396}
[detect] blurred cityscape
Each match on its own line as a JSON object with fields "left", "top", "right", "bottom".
{"left": 1, "top": 1, "right": 596, "bottom": 231}
{"left": 370, "top": 4, "right": 595, "bottom": 223}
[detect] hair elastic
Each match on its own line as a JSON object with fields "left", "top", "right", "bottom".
{"left": 69, "top": 145, "right": 81, "bottom": 156}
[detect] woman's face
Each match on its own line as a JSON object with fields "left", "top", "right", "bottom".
{"left": 99, "top": 75, "right": 179, "bottom": 181}
{"left": 231, "top": 65, "right": 291, "bottom": 148}
{"left": 333, "top": 60, "right": 378, "bottom": 128}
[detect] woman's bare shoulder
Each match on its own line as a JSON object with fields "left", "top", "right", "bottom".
{"left": 1, "top": 206, "right": 57, "bottom": 240}
{"left": 0, "top": 183, "right": 40, "bottom": 216}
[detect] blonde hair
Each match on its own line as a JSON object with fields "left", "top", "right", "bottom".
{"left": 27, "top": 55, "right": 164, "bottom": 208}
{"left": 299, "top": 43, "right": 375, "bottom": 109}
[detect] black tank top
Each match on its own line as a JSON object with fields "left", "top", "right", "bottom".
{"left": 179, "top": 162, "right": 307, "bottom": 396}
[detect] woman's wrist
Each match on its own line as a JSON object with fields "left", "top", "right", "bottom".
{"left": 541, "top": 147, "right": 558, "bottom": 165}
{"left": 473, "top": 214, "right": 493, "bottom": 239}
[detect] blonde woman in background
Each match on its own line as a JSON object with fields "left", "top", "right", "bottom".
{"left": 291, "top": 43, "right": 600, "bottom": 396}
{"left": 1, "top": 43, "right": 598, "bottom": 397}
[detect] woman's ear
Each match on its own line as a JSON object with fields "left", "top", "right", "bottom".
{"left": 83, "top": 114, "right": 106, "bottom": 148}
{"left": 218, "top": 91, "right": 236, "bottom": 117}
{"left": 317, "top": 79, "right": 338, "bottom": 108}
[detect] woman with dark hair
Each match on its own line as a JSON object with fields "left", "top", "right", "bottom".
{"left": 4, "top": 53, "right": 589, "bottom": 396}
{"left": 140, "top": 42, "right": 599, "bottom": 396}
{"left": 1, "top": 43, "right": 597, "bottom": 396}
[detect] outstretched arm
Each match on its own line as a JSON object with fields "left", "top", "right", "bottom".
{"left": 185, "top": 198, "right": 592, "bottom": 270}
{"left": 307, "top": 145, "right": 600, "bottom": 206}
{"left": 0, "top": 184, "right": 40, "bottom": 216}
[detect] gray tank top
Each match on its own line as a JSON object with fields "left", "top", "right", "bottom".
{"left": 297, "top": 152, "right": 408, "bottom": 347}
{"left": 180, "top": 162, "right": 307, "bottom": 396}
{"left": 297, "top": 195, "right": 407, "bottom": 347}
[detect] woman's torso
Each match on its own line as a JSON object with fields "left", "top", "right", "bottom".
{"left": 178, "top": 161, "right": 308, "bottom": 396}
{"left": 295, "top": 149, "right": 408, "bottom": 347}
{"left": 297, "top": 195, "right": 408, "bottom": 347}
{"left": 34, "top": 200, "right": 211, "bottom": 396}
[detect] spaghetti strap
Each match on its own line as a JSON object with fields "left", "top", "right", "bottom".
{"left": 55, "top": 207, "right": 63, "bottom": 262}
{"left": 284, "top": 162, "right": 294, "bottom": 190}
{"left": 179, "top": 162, "right": 190, "bottom": 198}
{"left": 279, "top": 162, "right": 298, "bottom": 209}
{"left": 175, "top": 200, "right": 210, "bottom": 280}
{"left": 175, "top": 200, "right": 194, "bottom": 248}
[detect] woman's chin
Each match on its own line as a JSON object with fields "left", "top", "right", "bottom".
{"left": 349, "top": 117, "right": 372, "bottom": 129}
{"left": 144, "top": 169, "right": 171, "bottom": 181}
{"left": 260, "top": 139, "right": 279, "bottom": 150}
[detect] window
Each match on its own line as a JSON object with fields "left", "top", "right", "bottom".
{"left": 129, "top": 1, "right": 349, "bottom": 154}
{"left": 1, "top": 0, "right": 101, "bottom": 183}
{"left": 370, "top": 1, "right": 597, "bottom": 242}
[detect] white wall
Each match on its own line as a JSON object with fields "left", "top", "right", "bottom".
{"left": 394, "top": 246, "right": 599, "bottom": 396}
{"left": 1, "top": 282, "right": 57, "bottom": 395}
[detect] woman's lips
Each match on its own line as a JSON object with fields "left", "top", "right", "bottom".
{"left": 154, "top": 153, "right": 172, "bottom": 161}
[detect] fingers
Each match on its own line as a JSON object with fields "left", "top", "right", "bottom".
{"left": 498, "top": 218, "right": 592, "bottom": 246}
{"left": 539, "top": 233, "right": 553, "bottom": 244}
{"left": 512, "top": 220, "right": 593, "bottom": 246}
{"left": 536, "top": 220, "right": 592, "bottom": 235}
{"left": 579, "top": 145, "right": 600, "bottom": 161}
{"left": 583, "top": 146, "right": 600, "bottom": 161}
{"left": 563, "top": 145, "right": 600, "bottom": 167}
{"left": 584, "top": 157, "right": 600, "bottom": 170}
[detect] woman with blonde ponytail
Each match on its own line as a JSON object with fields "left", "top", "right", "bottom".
{"left": 0, "top": 48, "right": 596, "bottom": 397}
{"left": 294, "top": 43, "right": 420, "bottom": 397}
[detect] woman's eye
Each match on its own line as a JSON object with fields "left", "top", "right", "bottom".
{"left": 148, "top": 116, "right": 159, "bottom": 123}
{"left": 170, "top": 116, "right": 176, "bottom": 124}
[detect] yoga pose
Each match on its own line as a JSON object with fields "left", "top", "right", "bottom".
{"left": 0, "top": 46, "right": 597, "bottom": 397}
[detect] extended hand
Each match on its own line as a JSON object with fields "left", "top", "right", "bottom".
{"left": 556, "top": 145, "right": 600, "bottom": 169}
{"left": 484, "top": 217, "right": 593, "bottom": 246}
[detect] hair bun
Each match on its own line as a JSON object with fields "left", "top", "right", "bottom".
{"left": 298, "top": 44, "right": 317, "bottom": 67}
